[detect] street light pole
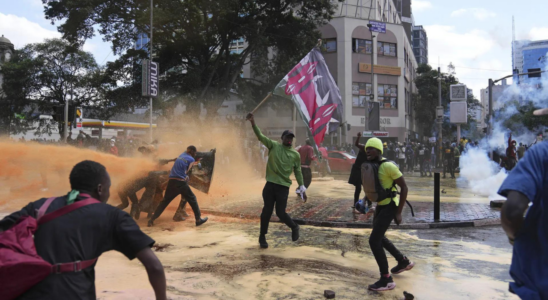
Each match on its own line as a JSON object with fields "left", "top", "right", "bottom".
{"left": 149, "top": 0, "right": 154, "bottom": 143}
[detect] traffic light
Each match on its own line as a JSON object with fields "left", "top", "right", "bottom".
{"left": 482, "top": 127, "right": 487, "bottom": 134}
{"left": 347, "top": 123, "right": 351, "bottom": 131}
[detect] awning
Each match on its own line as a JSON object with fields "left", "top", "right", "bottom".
{"left": 82, "top": 118, "right": 157, "bottom": 129}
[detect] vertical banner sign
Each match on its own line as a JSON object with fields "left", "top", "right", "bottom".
{"left": 142, "top": 59, "right": 160, "bottom": 97}
{"left": 76, "top": 107, "right": 83, "bottom": 128}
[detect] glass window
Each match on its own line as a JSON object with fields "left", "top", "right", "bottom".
{"left": 352, "top": 82, "right": 372, "bottom": 107}
{"left": 377, "top": 42, "right": 397, "bottom": 57}
{"left": 352, "top": 38, "right": 372, "bottom": 54}
{"left": 322, "top": 38, "right": 337, "bottom": 53}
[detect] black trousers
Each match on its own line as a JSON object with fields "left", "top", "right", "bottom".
{"left": 301, "top": 167, "right": 312, "bottom": 188}
{"left": 117, "top": 176, "right": 149, "bottom": 209}
{"left": 369, "top": 201, "right": 405, "bottom": 275}
{"left": 260, "top": 182, "right": 297, "bottom": 235}
{"left": 152, "top": 179, "right": 201, "bottom": 221}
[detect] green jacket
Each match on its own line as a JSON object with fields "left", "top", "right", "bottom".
{"left": 253, "top": 125, "right": 304, "bottom": 188}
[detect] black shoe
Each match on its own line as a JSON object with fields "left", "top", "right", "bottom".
{"left": 259, "top": 234, "right": 268, "bottom": 248}
{"left": 147, "top": 219, "right": 154, "bottom": 227}
{"left": 391, "top": 257, "right": 415, "bottom": 275}
{"left": 173, "top": 215, "right": 186, "bottom": 222}
{"left": 292, "top": 224, "right": 300, "bottom": 242}
{"left": 368, "top": 275, "right": 396, "bottom": 291}
{"left": 196, "top": 217, "right": 208, "bottom": 226}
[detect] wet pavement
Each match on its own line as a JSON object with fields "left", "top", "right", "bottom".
{"left": 94, "top": 217, "right": 515, "bottom": 300}
{"left": 201, "top": 173, "right": 501, "bottom": 228}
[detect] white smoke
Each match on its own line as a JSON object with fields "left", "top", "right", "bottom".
{"left": 459, "top": 49, "right": 548, "bottom": 200}
{"left": 459, "top": 147, "right": 507, "bottom": 200}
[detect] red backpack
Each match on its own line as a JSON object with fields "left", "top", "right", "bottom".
{"left": 0, "top": 195, "right": 100, "bottom": 300}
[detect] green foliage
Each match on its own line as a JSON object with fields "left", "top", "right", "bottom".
{"left": 413, "top": 63, "right": 482, "bottom": 141}
{"left": 0, "top": 38, "right": 112, "bottom": 137}
{"left": 42, "top": 0, "right": 336, "bottom": 116}
{"left": 500, "top": 101, "right": 548, "bottom": 134}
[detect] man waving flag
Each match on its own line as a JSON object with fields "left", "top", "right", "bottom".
{"left": 272, "top": 47, "right": 343, "bottom": 149}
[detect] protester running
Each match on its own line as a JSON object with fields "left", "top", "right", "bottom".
{"left": 356, "top": 137, "right": 414, "bottom": 291}
{"left": 246, "top": 112, "right": 306, "bottom": 249}
{"left": 0, "top": 160, "right": 167, "bottom": 300}
{"left": 147, "top": 146, "right": 208, "bottom": 227}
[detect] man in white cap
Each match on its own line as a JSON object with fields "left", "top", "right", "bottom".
{"left": 497, "top": 107, "right": 548, "bottom": 299}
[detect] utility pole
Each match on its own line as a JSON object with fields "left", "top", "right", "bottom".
{"left": 366, "top": 23, "right": 377, "bottom": 133}
{"left": 487, "top": 78, "right": 493, "bottom": 159}
{"left": 149, "top": 0, "right": 154, "bottom": 143}
{"left": 437, "top": 67, "right": 443, "bottom": 167}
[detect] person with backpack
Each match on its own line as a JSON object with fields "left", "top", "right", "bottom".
{"left": 0, "top": 160, "right": 167, "bottom": 300}
{"left": 355, "top": 137, "right": 414, "bottom": 291}
{"left": 453, "top": 143, "right": 461, "bottom": 174}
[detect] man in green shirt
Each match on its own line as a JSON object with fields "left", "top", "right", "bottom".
{"left": 246, "top": 113, "right": 307, "bottom": 249}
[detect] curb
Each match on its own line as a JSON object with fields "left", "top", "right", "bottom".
{"left": 201, "top": 209, "right": 501, "bottom": 230}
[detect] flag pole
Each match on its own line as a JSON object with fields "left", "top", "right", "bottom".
{"left": 250, "top": 93, "right": 272, "bottom": 114}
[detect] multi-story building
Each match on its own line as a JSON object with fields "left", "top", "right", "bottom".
{"left": 0, "top": 35, "right": 15, "bottom": 93}
{"left": 318, "top": 0, "right": 419, "bottom": 144}
{"left": 513, "top": 39, "right": 548, "bottom": 83}
{"left": 412, "top": 25, "right": 428, "bottom": 65}
{"left": 479, "top": 79, "right": 509, "bottom": 131}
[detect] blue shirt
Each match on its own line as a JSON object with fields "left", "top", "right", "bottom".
{"left": 169, "top": 152, "right": 195, "bottom": 180}
{"left": 498, "top": 142, "right": 548, "bottom": 300}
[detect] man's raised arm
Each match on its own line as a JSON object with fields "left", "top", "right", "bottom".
{"left": 246, "top": 113, "right": 274, "bottom": 149}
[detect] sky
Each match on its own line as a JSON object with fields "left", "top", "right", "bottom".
{"left": 1, "top": 0, "right": 548, "bottom": 97}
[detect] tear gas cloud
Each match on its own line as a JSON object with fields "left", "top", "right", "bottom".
{"left": 460, "top": 51, "right": 548, "bottom": 199}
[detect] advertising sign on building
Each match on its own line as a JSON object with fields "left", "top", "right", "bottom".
{"left": 369, "top": 21, "right": 386, "bottom": 33}
{"left": 362, "top": 131, "right": 390, "bottom": 138}
{"left": 358, "top": 63, "right": 402, "bottom": 76}
{"left": 142, "top": 59, "right": 159, "bottom": 97}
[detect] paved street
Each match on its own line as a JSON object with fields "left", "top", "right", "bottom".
{"left": 94, "top": 218, "right": 515, "bottom": 300}
{"left": 198, "top": 173, "right": 501, "bottom": 228}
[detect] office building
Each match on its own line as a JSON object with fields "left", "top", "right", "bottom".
{"left": 412, "top": 25, "right": 428, "bottom": 65}
{"left": 513, "top": 39, "right": 548, "bottom": 83}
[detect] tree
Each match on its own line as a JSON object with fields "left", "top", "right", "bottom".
{"left": 42, "top": 0, "right": 336, "bottom": 116}
{"left": 499, "top": 100, "right": 548, "bottom": 136}
{"left": 0, "top": 39, "right": 112, "bottom": 138}
{"left": 413, "top": 63, "right": 481, "bottom": 140}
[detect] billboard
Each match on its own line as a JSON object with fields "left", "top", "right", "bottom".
{"left": 142, "top": 59, "right": 159, "bottom": 97}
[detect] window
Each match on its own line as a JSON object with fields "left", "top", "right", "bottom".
{"left": 352, "top": 38, "right": 372, "bottom": 54}
{"left": 378, "top": 84, "right": 398, "bottom": 109}
{"left": 321, "top": 38, "right": 337, "bottom": 53}
{"left": 352, "top": 82, "right": 372, "bottom": 107}
{"left": 528, "top": 68, "right": 541, "bottom": 78}
{"left": 377, "top": 41, "right": 396, "bottom": 56}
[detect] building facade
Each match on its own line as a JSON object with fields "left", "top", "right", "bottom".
{"left": 0, "top": 35, "right": 15, "bottom": 93}
{"left": 412, "top": 25, "right": 428, "bottom": 65}
{"left": 513, "top": 39, "right": 548, "bottom": 83}
{"left": 320, "top": 0, "right": 419, "bottom": 144}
